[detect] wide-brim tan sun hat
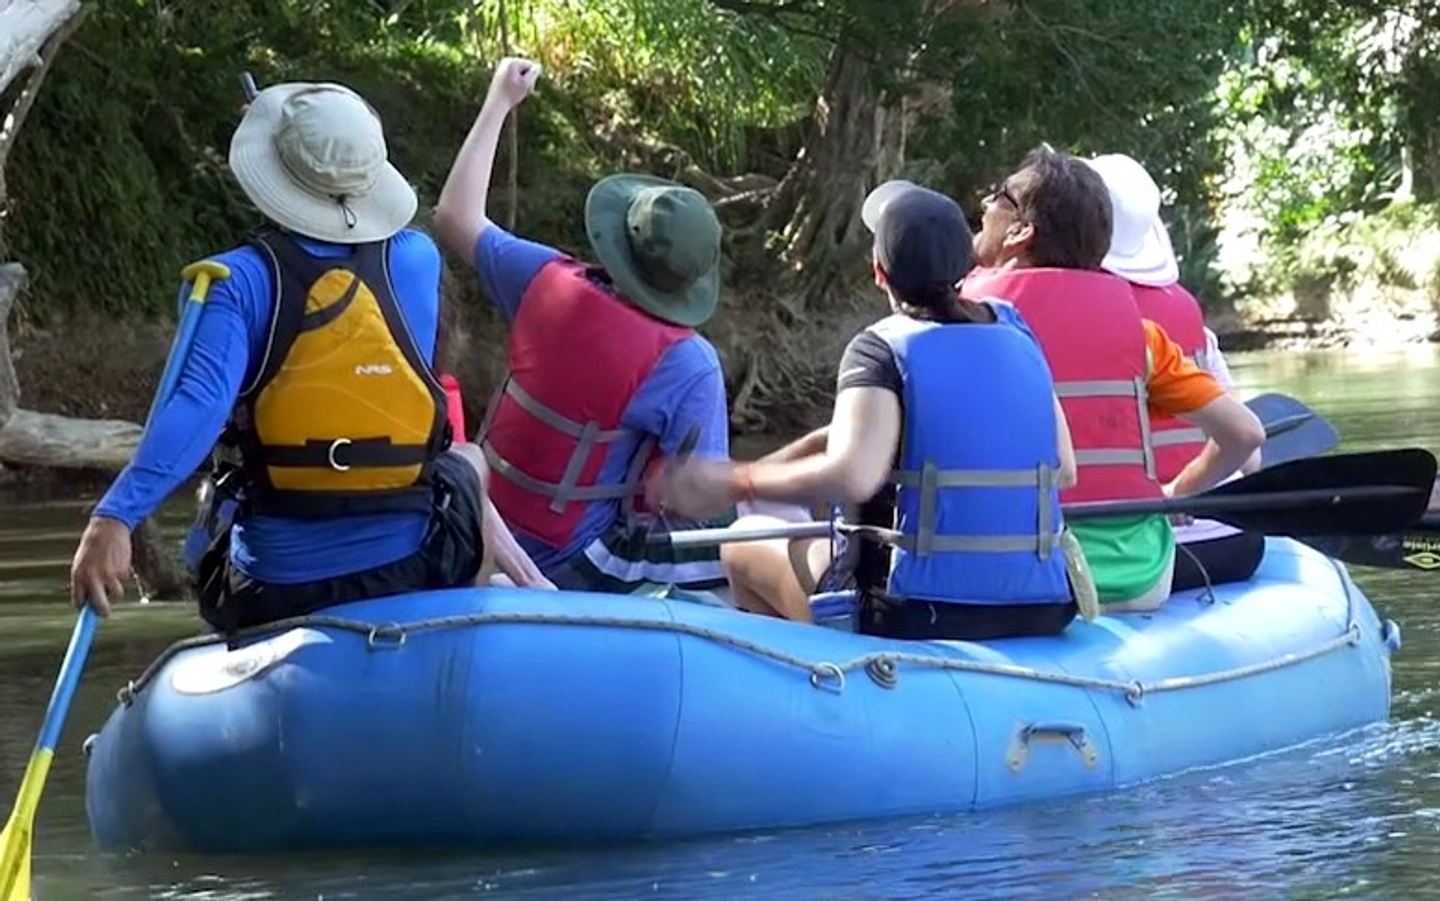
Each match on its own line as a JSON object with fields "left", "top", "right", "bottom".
{"left": 229, "top": 82, "right": 417, "bottom": 244}
{"left": 1086, "top": 153, "right": 1179, "bottom": 287}
{"left": 585, "top": 174, "right": 721, "bottom": 328}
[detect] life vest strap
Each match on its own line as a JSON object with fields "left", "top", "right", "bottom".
{"left": 1055, "top": 379, "right": 1141, "bottom": 398}
{"left": 892, "top": 533, "right": 1064, "bottom": 554}
{"left": 504, "top": 378, "right": 631, "bottom": 443}
{"left": 1037, "top": 464, "right": 1055, "bottom": 561}
{"left": 481, "top": 439, "right": 639, "bottom": 503}
{"left": 1058, "top": 376, "right": 1158, "bottom": 480}
{"left": 1151, "top": 427, "right": 1206, "bottom": 447}
{"left": 1131, "top": 376, "right": 1158, "bottom": 480}
{"left": 893, "top": 467, "right": 1047, "bottom": 488}
{"left": 261, "top": 438, "right": 430, "bottom": 470}
{"left": 479, "top": 373, "right": 652, "bottom": 516}
{"left": 894, "top": 461, "right": 1060, "bottom": 560}
{"left": 1074, "top": 448, "right": 1149, "bottom": 466}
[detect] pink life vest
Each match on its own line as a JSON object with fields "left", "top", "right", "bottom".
{"left": 1132, "top": 282, "right": 1207, "bottom": 483}
{"left": 961, "top": 267, "right": 1162, "bottom": 504}
{"left": 439, "top": 374, "right": 467, "bottom": 439}
{"left": 481, "top": 259, "right": 692, "bottom": 547}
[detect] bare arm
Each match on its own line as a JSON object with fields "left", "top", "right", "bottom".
{"left": 759, "top": 425, "right": 829, "bottom": 464}
{"left": 1053, "top": 393, "right": 1077, "bottom": 490}
{"left": 747, "top": 388, "right": 899, "bottom": 505}
{"left": 433, "top": 58, "right": 541, "bottom": 262}
{"left": 1200, "top": 330, "right": 1261, "bottom": 475}
{"left": 657, "top": 388, "right": 899, "bottom": 519}
{"left": 1169, "top": 394, "right": 1265, "bottom": 497}
{"left": 451, "top": 442, "right": 555, "bottom": 590}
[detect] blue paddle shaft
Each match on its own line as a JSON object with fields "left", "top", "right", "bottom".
{"left": 35, "top": 607, "right": 98, "bottom": 753}
{"left": 142, "top": 300, "right": 203, "bottom": 430}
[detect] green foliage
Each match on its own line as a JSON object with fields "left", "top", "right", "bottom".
{"left": 1213, "top": 1, "right": 1440, "bottom": 302}
{"left": 921, "top": 0, "right": 1242, "bottom": 307}
{"left": 6, "top": 0, "right": 1433, "bottom": 329}
{"left": 1261, "top": 201, "right": 1440, "bottom": 309}
{"left": 3, "top": 0, "right": 827, "bottom": 322}
{"left": 470, "top": 0, "right": 826, "bottom": 171}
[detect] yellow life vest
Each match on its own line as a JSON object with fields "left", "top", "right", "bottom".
{"left": 232, "top": 231, "right": 449, "bottom": 517}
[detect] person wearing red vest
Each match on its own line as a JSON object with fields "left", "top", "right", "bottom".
{"left": 963, "top": 146, "right": 1264, "bottom": 610}
{"left": 435, "top": 58, "right": 730, "bottom": 593}
{"left": 1087, "top": 153, "right": 1265, "bottom": 591}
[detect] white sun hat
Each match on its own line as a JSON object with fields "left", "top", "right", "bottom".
{"left": 228, "top": 83, "right": 417, "bottom": 244}
{"left": 1085, "top": 153, "right": 1179, "bottom": 287}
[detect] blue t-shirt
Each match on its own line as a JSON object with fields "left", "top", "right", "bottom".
{"left": 95, "top": 229, "right": 442, "bottom": 585}
{"left": 474, "top": 226, "right": 729, "bottom": 571}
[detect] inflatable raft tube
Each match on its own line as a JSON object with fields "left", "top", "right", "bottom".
{"left": 85, "top": 537, "right": 1396, "bottom": 852}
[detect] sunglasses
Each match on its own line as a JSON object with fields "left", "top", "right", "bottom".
{"left": 984, "top": 179, "right": 1021, "bottom": 211}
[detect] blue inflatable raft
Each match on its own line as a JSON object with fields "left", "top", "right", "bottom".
{"left": 85, "top": 537, "right": 1396, "bottom": 852}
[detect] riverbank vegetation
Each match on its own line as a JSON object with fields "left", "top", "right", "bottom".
{"left": 3, "top": 0, "right": 1439, "bottom": 430}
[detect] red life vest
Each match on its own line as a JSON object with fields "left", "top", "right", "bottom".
{"left": 961, "top": 267, "right": 1162, "bottom": 504}
{"left": 481, "top": 259, "right": 692, "bottom": 547}
{"left": 1132, "top": 282, "right": 1207, "bottom": 483}
{"left": 439, "top": 374, "right": 467, "bottom": 439}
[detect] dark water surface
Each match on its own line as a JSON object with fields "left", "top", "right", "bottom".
{"left": 2, "top": 347, "right": 1439, "bottom": 899}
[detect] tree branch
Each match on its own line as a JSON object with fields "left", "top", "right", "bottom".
{"left": 0, "top": 263, "right": 20, "bottom": 429}
{"left": 0, "top": 3, "right": 90, "bottom": 203}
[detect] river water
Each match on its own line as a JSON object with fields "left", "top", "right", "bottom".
{"left": 2, "top": 347, "right": 1439, "bottom": 899}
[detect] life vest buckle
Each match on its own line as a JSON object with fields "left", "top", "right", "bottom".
{"left": 328, "top": 437, "right": 353, "bottom": 472}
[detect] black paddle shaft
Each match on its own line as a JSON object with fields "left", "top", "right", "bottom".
{"left": 1066, "top": 449, "right": 1436, "bottom": 537}
{"left": 1065, "top": 486, "right": 1418, "bottom": 529}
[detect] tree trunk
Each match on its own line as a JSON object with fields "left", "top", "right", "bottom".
{"left": 0, "top": 409, "right": 142, "bottom": 468}
{"left": 0, "top": 0, "right": 80, "bottom": 93}
{"left": 0, "top": 263, "right": 18, "bottom": 429}
{"left": 764, "top": 48, "right": 884, "bottom": 310}
{"left": 131, "top": 517, "right": 190, "bottom": 602}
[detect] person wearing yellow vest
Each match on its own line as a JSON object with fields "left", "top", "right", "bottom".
{"left": 1086, "top": 153, "right": 1265, "bottom": 591}
{"left": 963, "top": 146, "right": 1264, "bottom": 610}
{"left": 69, "top": 81, "right": 550, "bottom": 631}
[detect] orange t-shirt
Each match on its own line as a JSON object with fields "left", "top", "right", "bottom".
{"left": 1143, "top": 320, "right": 1223, "bottom": 416}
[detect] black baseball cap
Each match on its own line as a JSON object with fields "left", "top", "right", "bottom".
{"left": 861, "top": 180, "right": 974, "bottom": 303}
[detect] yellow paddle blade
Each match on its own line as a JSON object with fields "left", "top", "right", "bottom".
{"left": 0, "top": 748, "right": 54, "bottom": 901}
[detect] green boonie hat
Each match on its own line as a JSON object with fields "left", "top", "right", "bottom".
{"left": 584, "top": 174, "right": 722, "bottom": 327}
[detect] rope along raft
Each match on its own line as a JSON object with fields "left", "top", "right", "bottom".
{"left": 117, "top": 560, "right": 1368, "bottom": 709}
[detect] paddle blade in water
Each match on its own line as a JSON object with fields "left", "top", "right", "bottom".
{"left": 0, "top": 748, "right": 51, "bottom": 901}
{"left": 1300, "top": 512, "right": 1440, "bottom": 571}
{"left": 1212, "top": 448, "right": 1437, "bottom": 535}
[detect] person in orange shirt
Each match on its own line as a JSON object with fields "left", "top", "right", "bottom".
{"left": 1088, "top": 152, "right": 1265, "bottom": 591}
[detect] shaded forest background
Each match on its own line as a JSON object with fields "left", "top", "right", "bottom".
{"left": 4, "top": 0, "right": 1440, "bottom": 434}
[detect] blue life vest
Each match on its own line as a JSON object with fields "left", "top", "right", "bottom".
{"left": 870, "top": 313, "right": 1070, "bottom": 606}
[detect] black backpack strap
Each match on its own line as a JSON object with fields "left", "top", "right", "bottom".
{"left": 244, "top": 230, "right": 315, "bottom": 402}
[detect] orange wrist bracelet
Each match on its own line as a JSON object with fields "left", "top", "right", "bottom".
{"left": 735, "top": 463, "right": 758, "bottom": 502}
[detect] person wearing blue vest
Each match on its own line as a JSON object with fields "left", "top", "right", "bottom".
{"left": 68, "top": 81, "right": 550, "bottom": 631}
{"left": 658, "top": 183, "right": 1081, "bottom": 640}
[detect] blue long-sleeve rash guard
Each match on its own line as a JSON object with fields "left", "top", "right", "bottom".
{"left": 94, "top": 229, "right": 442, "bottom": 585}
